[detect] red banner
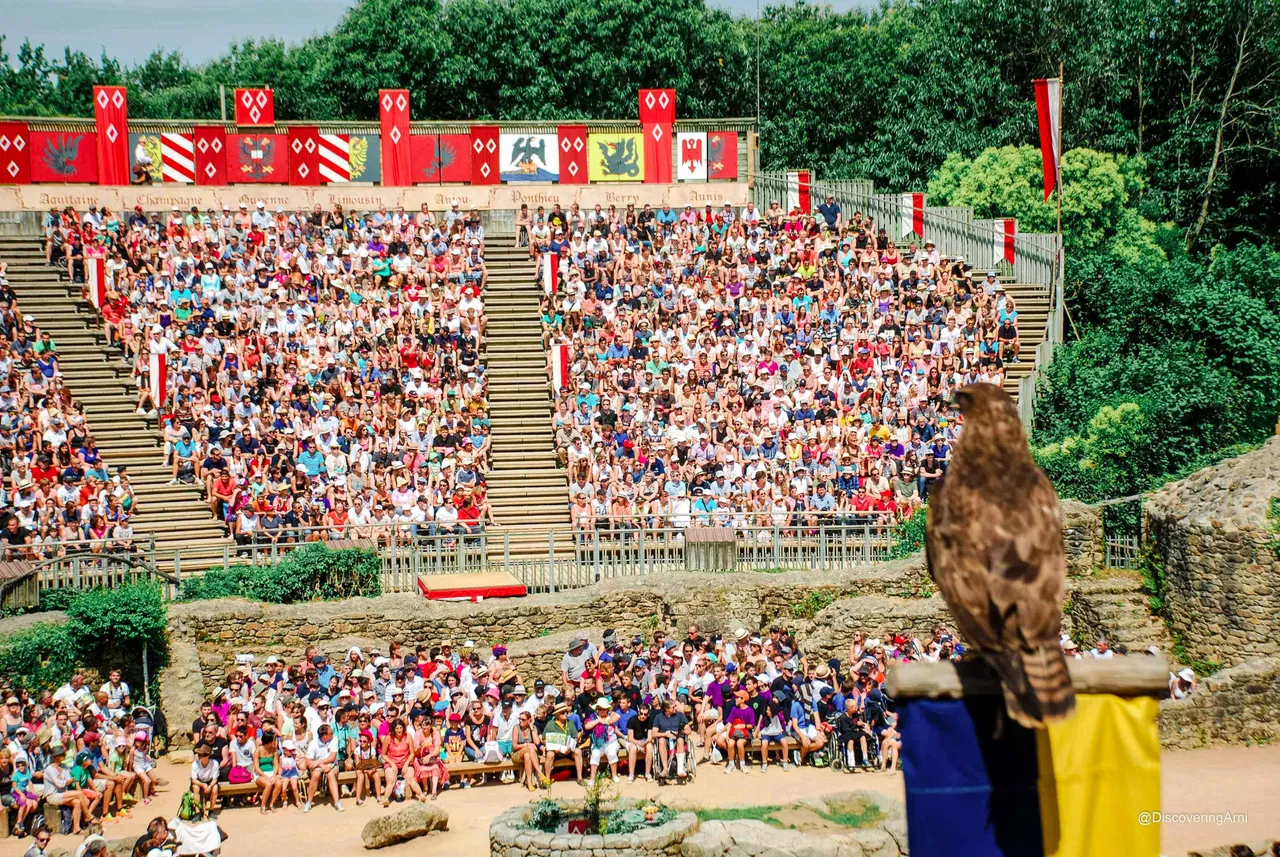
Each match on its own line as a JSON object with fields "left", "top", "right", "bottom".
{"left": 642, "top": 122, "right": 672, "bottom": 184}
{"left": 30, "top": 131, "right": 98, "bottom": 183}
{"left": 638, "top": 89, "right": 676, "bottom": 124}
{"left": 226, "top": 134, "right": 287, "bottom": 183}
{"left": 470, "top": 126, "right": 499, "bottom": 185}
{"left": 439, "top": 134, "right": 471, "bottom": 183}
{"left": 709, "top": 131, "right": 739, "bottom": 180}
{"left": 194, "top": 126, "right": 227, "bottom": 186}
{"left": 235, "top": 88, "right": 275, "bottom": 127}
{"left": 379, "top": 89, "right": 411, "bottom": 186}
{"left": 93, "top": 85, "right": 129, "bottom": 185}
{"left": 557, "top": 125, "right": 587, "bottom": 185}
{"left": 410, "top": 134, "right": 439, "bottom": 183}
{"left": 288, "top": 126, "right": 320, "bottom": 186}
{"left": 0, "top": 123, "right": 31, "bottom": 184}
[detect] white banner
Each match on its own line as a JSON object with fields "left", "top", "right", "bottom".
{"left": 676, "top": 132, "right": 708, "bottom": 181}
{"left": 499, "top": 133, "right": 559, "bottom": 182}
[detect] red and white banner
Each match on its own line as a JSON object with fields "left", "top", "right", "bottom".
{"left": 0, "top": 122, "right": 31, "bottom": 184}
{"left": 638, "top": 89, "right": 676, "bottom": 124}
{"left": 470, "top": 126, "right": 499, "bottom": 185}
{"left": 557, "top": 125, "right": 587, "bottom": 184}
{"left": 194, "top": 126, "right": 227, "bottom": 185}
{"left": 901, "top": 192, "right": 925, "bottom": 237}
{"left": 786, "top": 170, "right": 811, "bottom": 214}
{"left": 288, "top": 126, "right": 320, "bottom": 186}
{"left": 709, "top": 131, "right": 739, "bottom": 180}
{"left": 642, "top": 122, "right": 672, "bottom": 184}
{"left": 93, "top": 85, "right": 129, "bottom": 185}
{"left": 149, "top": 352, "right": 168, "bottom": 407}
{"left": 86, "top": 256, "right": 107, "bottom": 308}
{"left": 379, "top": 89, "right": 411, "bottom": 186}
{"left": 995, "top": 218, "right": 1016, "bottom": 266}
{"left": 676, "top": 132, "right": 707, "bottom": 182}
{"left": 549, "top": 344, "right": 570, "bottom": 391}
{"left": 1034, "top": 77, "right": 1062, "bottom": 200}
{"left": 541, "top": 251, "right": 560, "bottom": 296}
{"left": 318, "top": 133, "right": 351, "bottom": 183}
{"left": 159, "top": 132, "right": 195, "bottom": 183}
{"left": 235, "top": 88, "right": 274, "bottom": 127}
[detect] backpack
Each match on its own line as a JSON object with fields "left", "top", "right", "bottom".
{"left": 179, "top": 790, "right": 201, "bottom": 821}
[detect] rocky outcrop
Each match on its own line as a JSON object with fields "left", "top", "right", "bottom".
{"left": 1145, "top": 437, "right": 1280, "bottom": 667}
{"left": 1061, "top": 499, "right": 1103, "bottom": 577}
{"left": 1067, "top": 574, "right": 1175, "bottom": 654}
{"left": 1159, "top": 657, "right": 1280, "bottom": 750}
{"left": 361, "top": 802, "right": 448, "bottom": 848}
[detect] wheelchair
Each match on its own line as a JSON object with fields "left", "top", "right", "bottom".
{"left": 653, "top": 733, "right": 696, "bottom": 785}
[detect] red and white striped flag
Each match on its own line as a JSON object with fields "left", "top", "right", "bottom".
{"left": 1034, "top": 77, "right": 1063, "bottom": 200}
{"left": 902, "top": 193, "right": 925, "bottom": 237}
{"left": 160, "top": 132, "right": 195, "bottom": 183}
{"left": 149, "top": 352, "right": 168, "bottom": 407}
{"left": 786, "top": 170, "right": 811, "bottom": 213}
{"left": 549, "top": 344, "right": 570, "bottom": 391}
{"left": 86, "top": 256, "right": 107, "bottom": 308}
{"left": 995, "top": 218, "right": 1016, "bottom": 266}
{"left": 541, "top": 251, "right": 559, "bottom": 296}
{"left": 318, "top": 133, "right": 351, "bottom": 183}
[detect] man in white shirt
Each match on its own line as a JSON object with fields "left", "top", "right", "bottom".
{"left": 303, "top": 723, "right": 343, "bottom": 812}
{"left": 53, "top": 674, "right": 92, "bottom": 708}
{"left": 100, "top": 669, "right": 131, "bottom": 719}
{"left": 1087, "top": 637, "right": 1115, "bottom": 659}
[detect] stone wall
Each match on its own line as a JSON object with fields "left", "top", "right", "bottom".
{"left": 1061, "top": 498, "right": 1104, "bottom": 577}
{"left": 1159, "top": 657, "right": 1280, "bottom": 750}
{"left": 490, "top": 804, "right": 697, "bottom": 857}
{"left": 1145, "top": 437, "right": 1280, "bottom": 667}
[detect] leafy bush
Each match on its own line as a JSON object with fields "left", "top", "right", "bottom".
{"left": 180, "top": 544, "right": 382, "bottom": 604}
{"left": 528, "top": 799, "right": 562, "bottom": 833}
{"left": 0, "top": 623, "right": 79, "bottom": 691}
{"left": 887, "top": 507, "right": 928, "bottom": 559}
{"left": 788, "top": 591, "right": 835, "bottom": 619}
{"left": 604, "top": 805, "right": 675, "bottom": 835}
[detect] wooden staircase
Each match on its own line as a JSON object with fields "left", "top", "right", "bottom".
{"left": 1001, "top": 283, "right": 1052, "bottom": 399}
{"left": 0, "top": 236, "right": 232, "bottom": 568}
{"left": 479, "top": 236, "right": 572, "bottom": 557}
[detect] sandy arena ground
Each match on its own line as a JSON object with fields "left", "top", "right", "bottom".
{"left": 5, "top": 745, "right": 1275, "bottom": 856}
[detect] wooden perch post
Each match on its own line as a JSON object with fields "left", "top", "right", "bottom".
{"left": 886, "top": 655, "right": 1171, "bottom": 700}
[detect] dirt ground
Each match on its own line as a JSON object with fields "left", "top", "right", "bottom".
{"left": 6, "top": 745, "right": 1275, "bottom": 857}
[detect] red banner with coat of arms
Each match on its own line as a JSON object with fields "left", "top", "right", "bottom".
{"left": 226, "top": 134, "right": 286, "bottom": 183}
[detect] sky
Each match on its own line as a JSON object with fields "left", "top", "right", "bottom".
{"left": 3, "top": 0, "right": 876, "bottom": 66}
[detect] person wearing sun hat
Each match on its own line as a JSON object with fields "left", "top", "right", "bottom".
{"left": 43, "top": 742, "right": 94, "bottom": 834}
{"left": 541, "top": 702, "right": 583, "bottom": 784}
{"left": 584, "top": 696, "right": 622, "bottom": 782}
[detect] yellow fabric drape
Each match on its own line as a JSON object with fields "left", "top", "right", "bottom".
{"left": 1037, "top": 694, "right": 1161, "bottom": 857}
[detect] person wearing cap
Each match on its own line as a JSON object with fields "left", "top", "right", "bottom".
{"left": 8, "top": 752, "right": 40, "bottom": 835}
{"left": 721, "top": 690, "right": 756, "bottom": 773}
{"left": 190, "top": 741, "right": 221, "bottom": 817}
{"left": 560, "top": 632, "right": 597, "bottom": 690}
{"left": 43, "top": 742, "right": 94, "bottom": 834}
{"left": 541, "top": 703, "right": 583, "bottom": 784}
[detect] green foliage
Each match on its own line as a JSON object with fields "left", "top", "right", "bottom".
{"left": 604, "top": 805, "right": 676, "bottom": 836}
{"left": 38, "top": 588, "right": 77, "bottom": 613}
{"left": 787, "top": 591, "right": 834, "bottom": 619}
{"left": 817, "top": 795, "right": 886, "bottom": 829}
{"left": 694, "top": 805, "right": 785, "bottom": 827}
{"left": 887, "top": 507, "right": 929, "bottom": 559}
{"left": 1268, "top": 498, "right": 1280, "bottom": 553}
{"left": 0, "top": 584, "right": 169, "bottom": 693}
{"left": 528, "top": 798, "right": 562, "bottom": 833}
{"left": 582, "top": 771, "right": 616, "bottom": 822}
{"left": 180, "top": 544, "right": 382, "bottom": 604}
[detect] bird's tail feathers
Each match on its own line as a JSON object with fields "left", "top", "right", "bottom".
{"left": 985, "top": 645, "right": 1076, "bottom": 729}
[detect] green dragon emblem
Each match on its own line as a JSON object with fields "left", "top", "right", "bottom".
{"left": 597, "top": 138, "right": 640, "bottom": 177}
{"left": 43, "top": 134, "right": 85, "bottom": 178}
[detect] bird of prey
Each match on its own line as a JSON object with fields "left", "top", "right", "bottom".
{"left": 926, "top": 383, "right": 1076, "bottom": 728}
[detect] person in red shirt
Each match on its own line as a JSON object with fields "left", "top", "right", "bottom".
{"left": 873, "top": 495, "right": 897, "bottom": 521}
{"left": 31, "top": 457, "right": 58, "bottom": 484}
{"left": 456, "top": 495, "right": 482, "bottom": 535}
{"left": 851, "top": 486, "right": 874, "bottom": 518}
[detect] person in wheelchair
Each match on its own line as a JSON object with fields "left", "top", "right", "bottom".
{"left": 834, "top": 698, "right": 877, "bottom": 771}
{"left": 652, "top": 696, "right": 691, "bottom": 781}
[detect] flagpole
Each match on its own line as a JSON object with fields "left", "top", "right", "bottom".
{"left": 1055, "top": 61, "right": 1077, "bottom": 341}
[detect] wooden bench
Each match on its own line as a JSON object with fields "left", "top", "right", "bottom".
{"left": 326, "top": 538, "right": 377, "bottom": 551}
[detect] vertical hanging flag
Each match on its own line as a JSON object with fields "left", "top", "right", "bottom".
{"left": 226, "top": 134, "right": 285, "bottom": 182}
{"left": 30, "top": 132, "right": 98, "bottom": 183}
{"left": 159, "top": 133, "right": 195, "bottom": 183}
{"left": 902, "top": 192, "right": 926, "bottom": 237}
{"left": 471, "top": 126, "right": 499, "bottom": 185}
{"left": 996, "top": 218, "right": 1017, "bottom": 266}
{"left": 149, "top": 352, "right": 168, "bottom": 408}
{"left": 549, "top": 344, "right": 570, "bottom": 391}
{"left": 86, "top": 256, "right": 107, "bottom": 309}
{"left": 234, "top": 88, "right": 274, "bottom": 127}
{"left": 638, "top": 89, "right": 676, "bottom": 124}
{"left": 557, "top": 125, "right": 588, "bottom": 185}
{"left": 0, "top": 123, "right": 31, "bottom": 184}
{"left": 288, "top": 126, "right": 320, "bottom": 186}
{"left": 541, "top": 251, "right": 560, "bottom": 296}
{"left": 709, "top": 131, "right": 739, "bottom": 180}
{"left": 500, "top": 133, "right": 559, "bottom": 181}
{"left": 193, "top": 126, "right": 227, "bottom": 186}
{"left": 1034, "top": 78, "right": 1062, "bottom": 200}
{"left": 438, "top": 134, "right": 472, "bottom": 183}
{"left": 379, "top": 89, "right": 411, "bottom": 186}
{"left": 318, "top": 133, "right": 352, "bottom": 183}
{"left": 93, "top": 85, "right": 129, "bottom": 185}
{"left": 786, "top": 170, "right": 811, "bottom": 213}
{"left": 642, "top": 120, "right": 672, "bottom": 183}
{"left": 676, "top": 132, "right": 707, "bottom": 182}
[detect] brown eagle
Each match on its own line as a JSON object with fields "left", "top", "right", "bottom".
{"left": 926, "top": 383, "right": 1075, "bottom": 727}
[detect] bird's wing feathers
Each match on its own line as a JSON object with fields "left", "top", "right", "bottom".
{"left": 928, "top": 463, "right": 1067, "bottom": 652}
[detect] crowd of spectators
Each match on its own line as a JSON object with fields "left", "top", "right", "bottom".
{"left": 535, "top": 197, "right": 1024, "bottom": 536}
{"left": 0, "top": 261, "right": 138, "bottom": 560}
{"left": 41, "top": 200, "right": 499, "bottom": 550}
